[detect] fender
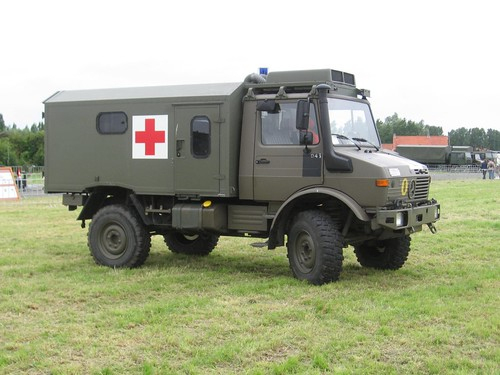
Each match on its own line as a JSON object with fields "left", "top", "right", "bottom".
{"left": 270, "top": 187, "right": 370, "bottom": 241}
{"left": 267, "top": 187, "right": 370, "bottom": 249}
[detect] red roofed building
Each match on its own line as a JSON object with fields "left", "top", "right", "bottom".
{"left": 382, "top": 135, "right": 449, "bottom": 151}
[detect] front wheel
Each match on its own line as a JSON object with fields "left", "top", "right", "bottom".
{"left": 164, "top": 232, "right": 219, "bottom": 256}
{"left": 354, "top": 236, "right": 411, "bottom": 270}
{"left": 88, "top": 204, "right": 151, "bottom": 268}
{"left": 287, "top": 210, "right": 344, "bottom": 285}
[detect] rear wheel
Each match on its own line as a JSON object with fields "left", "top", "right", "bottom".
{"left": 88, "top": 204, "right": 151, "bottom": 268}
{"left": 164, "top": 232, "right": 219, "bottom": 256}
{"left": 354, "top": 236, "right": 411, "bottom": 270}
{"left": 287, "top": 210, "right": 344, "bottom": 285}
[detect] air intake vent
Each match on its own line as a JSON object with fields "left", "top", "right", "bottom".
{"left": 331, "top": 70, "right": 356, "bottom": 86}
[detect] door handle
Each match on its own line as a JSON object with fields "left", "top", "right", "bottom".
{"left": 176, "top": 139, "right": 184, "bottom": 157}
{"left": 256, "top": 158, "right": 270, "bottom": 164}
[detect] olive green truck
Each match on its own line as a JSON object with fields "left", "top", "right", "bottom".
{"left": 44, "top": 69, "right": 440, "bottom": 285}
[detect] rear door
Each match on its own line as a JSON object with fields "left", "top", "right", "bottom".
{"left": 253, "top": 100, "right": 323, "bottom": 201}
{"left": 174, "top": 105, "right": 221, "bottom": 196}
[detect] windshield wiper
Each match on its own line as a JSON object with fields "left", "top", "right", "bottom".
{"left": 332, "top": 134, "right": 361, "bottom": 150}
{"left": 352, "top": 137, "right": 380, "bottom": 151}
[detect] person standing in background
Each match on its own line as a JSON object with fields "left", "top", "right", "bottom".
{"left": 480, "top": 159, "right": 488, "bottom": 179}
{"left": 487, "top": 159, "right": 496, "bottom": 180}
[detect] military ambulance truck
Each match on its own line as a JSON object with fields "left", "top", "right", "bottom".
{"left": 44, "top": 69, "right": 440, "bottom": 285}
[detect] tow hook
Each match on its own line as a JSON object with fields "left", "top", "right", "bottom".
{"left": 427, "top": 223, "right": 437, "bottom": 234}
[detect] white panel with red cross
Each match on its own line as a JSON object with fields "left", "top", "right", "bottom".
{"left": 132, "top": 115, "right": 168, "bottom": 159}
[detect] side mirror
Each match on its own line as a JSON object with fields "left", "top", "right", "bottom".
{"left": 296, "top": 100, "right": 309, "bottom": 130}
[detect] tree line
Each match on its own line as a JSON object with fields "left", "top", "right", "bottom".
{"left": 1, "top": 111, "right": 499, "bottom": 167}
{"left": 376, "top": 113, "right": 500, "bottom": 150}
{"left": 0, "top": 114, "right": 44, "bottom": 167}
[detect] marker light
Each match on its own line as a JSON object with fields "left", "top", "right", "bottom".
{"left": 202, "top": 200, "right": 212, "bottom": 208}
{"left": 376, "top": 179, "right": 390, "bottom": 187}
{"left": 259, "top": 67, "right": 268, "bottom": 75}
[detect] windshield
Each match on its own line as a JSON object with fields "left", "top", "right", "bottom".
{"left": 328, "top": 98, "right": 380, "bottom": 147}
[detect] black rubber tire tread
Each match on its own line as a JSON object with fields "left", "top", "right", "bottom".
{"left": 88, "top": 204, "right": 151, "bottom": 268}
{"left": 164, "top": 232, "right": 219, "bottom": 256}
{"left": 354, "top": 236, "right": 411, "bottom": 270}
{"left": 287, "top": 210, "right": 344, "bottom": 285}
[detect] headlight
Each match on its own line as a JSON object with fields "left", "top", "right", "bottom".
{"left": 396, "top": 212, "right": 405, "bottom": 227}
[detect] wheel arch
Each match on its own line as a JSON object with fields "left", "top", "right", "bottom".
{"left": 77, "top": 187, "right": 133, "bottom": 221}
{"left": 268, "top": 187, "right": 370, "bottom": 249}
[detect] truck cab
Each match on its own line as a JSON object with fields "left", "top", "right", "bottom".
{"left": 235, "top": 70, "right": 440, "bottom": 283}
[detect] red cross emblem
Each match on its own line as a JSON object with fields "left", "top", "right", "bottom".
{"left": 135, "top": 118, "right": 165, "bottom": 155}
{"left": 132, "top": 115, "right": 168, "bottom": 159}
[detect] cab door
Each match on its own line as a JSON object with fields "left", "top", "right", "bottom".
{"left": 174, "top": 105, "right": 221, "bottom": 196}
{"left": 253, "top": 100, "right": 323, "bottom": 201}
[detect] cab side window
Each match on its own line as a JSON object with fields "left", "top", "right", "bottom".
{"left": 191, "top": 116, "right": 210, "bottom": 158}
{"left": 261, "top": 102, "right": 319, "bottom": 145}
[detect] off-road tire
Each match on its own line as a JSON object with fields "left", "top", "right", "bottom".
{"left": 164, "top": 232, "right": 219, "bottom": 256}
{"left": 88, "top": 204, "right": 151, "bottom": 268}
{"left": 354, "top": 236, "right": 411, "bottom": 270}
{"left": 287, "top": 210, "right": 344, "bottom": 285}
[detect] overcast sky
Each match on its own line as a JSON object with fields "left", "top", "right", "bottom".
{"left": 1, "top": 0, "right": 499, "bottom": 134}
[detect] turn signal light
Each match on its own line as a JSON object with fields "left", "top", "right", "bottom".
{"left": 376, "top": 179, "right": 390, "bottom": 187}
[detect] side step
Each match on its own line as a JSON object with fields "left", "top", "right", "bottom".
{"left": 250, "top": 240, "right": 269, "bottom": 248}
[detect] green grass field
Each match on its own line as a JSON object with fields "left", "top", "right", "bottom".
{"left": 0, "top": 180, "right": 498, "bottom": 374}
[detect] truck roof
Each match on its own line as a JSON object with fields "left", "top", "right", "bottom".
{"left": 44, "top": 82, "right": 243, "bottom": 103}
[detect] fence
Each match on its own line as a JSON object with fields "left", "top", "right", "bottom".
{"left": 15, "top": 173, "right": 46, "bottom": 198}
{"left": 427, "top": 164, "right": 481, "bottom": 173}
{"left": 5, "top": 167, "right": 46, "bottom": 198}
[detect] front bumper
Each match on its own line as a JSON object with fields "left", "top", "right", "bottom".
{"left": 372, "top": 200, "right": 440, "bottom": 231}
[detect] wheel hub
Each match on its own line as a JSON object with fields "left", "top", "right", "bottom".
{"left": 295, "top": 232, "right": 315, "bottom": 272}
{"left": 101, "top": 224, "right": 127, "bottom": 257}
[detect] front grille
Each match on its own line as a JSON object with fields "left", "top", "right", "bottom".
{"left": 387, "top": 176, "right": 430, "bottom": 202}
{"left": 413, "top": 176, "right": 430, "bottom": 200}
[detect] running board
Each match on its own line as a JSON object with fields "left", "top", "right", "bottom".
{"left": 250, "top": 241, "right": 269, "bottom": 248}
